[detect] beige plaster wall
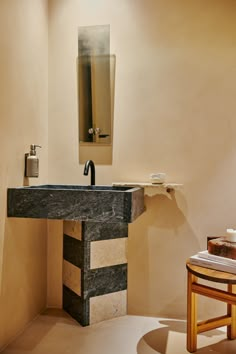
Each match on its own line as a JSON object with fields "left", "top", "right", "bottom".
{"left": 48, "top": 0, "right": 113, "bottom": 185}
{"left": 0, "top": 0, "right": 48, "bottom": 349}
{"left": 1, "top": 1, "right": 235, "bottom": 348}
{"left": 47, "top": 0, "right": 236, "bottom": 323}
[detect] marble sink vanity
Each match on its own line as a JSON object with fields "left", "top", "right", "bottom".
{"left": 7, "top": 184, "right": 144, "bottom": 222}
{"left": 7, "top": 184, "right": 145, "bottom": 326}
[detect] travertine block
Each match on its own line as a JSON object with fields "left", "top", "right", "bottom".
{"left": 90, "top": 290, "right": 127, "bottom": 324}
{"left": 63, "top": 221, "right": 82, "bottom": 240}
{"left": 90, "top": 238, "right": 127, "bottom": 269}
{"left": 63, "top": 260, "right": 81, "bottom": 296}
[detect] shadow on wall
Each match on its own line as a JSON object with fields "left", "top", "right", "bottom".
{"left": 136, "top": 319, "right": 233, "bottom": 354}
{"left": 0, "top": 215, "right": 48, "bottom": 348}
{"left": 130, "top": 188, "right": 200, "bottom": 253}
{"left": 0, "top": 168, "right": 30, "bottom": 291}
{"left": 128, "top": 189, "right": 201, "bottom": 318}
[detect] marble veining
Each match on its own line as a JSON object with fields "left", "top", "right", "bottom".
{"left": 82, "top": 221, "right": 128, "bottom": 241}
{"left": 63, "top": 234, "right": 89, "bottom": 269}
{"left": 63, "top": 285, "right": 89, "bottom": 326}
{"left": 83, "top": 263, "right": 127, "bottom": 299}
{"left": 7, "top": 185, "right": 144, "bottom": 223}
{"left": 6, "top": 184, "right": 145, "bottom": 327}
{"left": 63, "top": 220, "right": 128, "bottom": 326}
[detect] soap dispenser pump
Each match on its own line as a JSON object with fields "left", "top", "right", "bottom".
{"left": 25, "top": 144, "right": 42, "bottom": 177}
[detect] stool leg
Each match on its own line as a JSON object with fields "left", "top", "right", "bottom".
{"left": 227, "top": 284, "right": 236, "bottom": 339}
{"left": 187, "top": 270, "right": 198, "bottom": 352}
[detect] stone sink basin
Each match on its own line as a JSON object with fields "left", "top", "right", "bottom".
{"left": 7, "top": 184, "right": 144, "bottom": 223}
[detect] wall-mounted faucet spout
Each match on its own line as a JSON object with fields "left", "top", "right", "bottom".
{"left": 83, "top": 160, "right": 95, "bottom": 185}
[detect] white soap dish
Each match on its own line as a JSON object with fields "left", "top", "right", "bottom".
{"left": 149, "top": 173, "right": 166, "bottom": 184}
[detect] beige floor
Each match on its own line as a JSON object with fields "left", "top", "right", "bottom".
{"left": 1, "top": 309, "right": 236, "bottom": 354}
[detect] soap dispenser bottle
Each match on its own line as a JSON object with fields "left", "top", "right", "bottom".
{"left": 25, "top": 144, "right": 42, "bottom": 177}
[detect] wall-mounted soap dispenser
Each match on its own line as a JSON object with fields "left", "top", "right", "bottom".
{"left": 25, "top": 144, "right": 42, "bottom": 177}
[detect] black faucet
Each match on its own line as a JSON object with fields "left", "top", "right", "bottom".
{"left": 83, "top": 160, "right": 95, "bottom": 185}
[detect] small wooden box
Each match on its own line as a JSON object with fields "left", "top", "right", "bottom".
{"left": 208, "top": 237, "right": 236, "bottom": 260}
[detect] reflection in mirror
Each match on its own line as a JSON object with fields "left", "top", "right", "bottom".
{"left": 78, "top": 55, "right": 115, "bottom": 144}
{"left": 78, "top": 25, "right": 115, "bottom": 165}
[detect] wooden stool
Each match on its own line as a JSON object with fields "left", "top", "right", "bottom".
{"left": 186, "top": 260, "right": 236, "bottom": 352}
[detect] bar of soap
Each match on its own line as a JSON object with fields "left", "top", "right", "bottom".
{"left": 208, "top": 237, "right": 236, "bottom": 260}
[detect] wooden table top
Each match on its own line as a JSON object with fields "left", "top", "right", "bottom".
{"left": 186, "top": 260, "right": 236, "bottom": 284}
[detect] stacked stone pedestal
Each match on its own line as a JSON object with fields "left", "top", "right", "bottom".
{"left": 63, "top": 220, "right": 128, "bottom": 326}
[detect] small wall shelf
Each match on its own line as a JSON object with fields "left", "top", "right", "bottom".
{"left": 113, "top": 182, "right": 183, "bottom": 197}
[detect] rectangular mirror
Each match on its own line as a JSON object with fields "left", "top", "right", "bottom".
{"left": 77, "top": 25, "right": 115, "bottom": 165}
